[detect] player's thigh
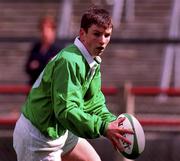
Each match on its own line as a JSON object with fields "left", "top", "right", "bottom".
{"left": 62, "top": 138, "right": 101, "bottom": 161}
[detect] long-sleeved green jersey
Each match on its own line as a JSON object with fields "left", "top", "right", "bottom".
{"left": 22, "top": 38, "right": 116, "bottom": 139}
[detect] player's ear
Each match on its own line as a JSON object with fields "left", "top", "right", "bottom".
{"left": 79, "top": 28, "right": 86, "bottom": 39}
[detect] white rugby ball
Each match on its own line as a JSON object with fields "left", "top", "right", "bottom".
{"left": 117, "top": 113, "right": 145, "bottom": 159}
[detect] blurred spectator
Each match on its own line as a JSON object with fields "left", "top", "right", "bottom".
{"left": 25, "top": 15, "right": 61, "bottom": 85}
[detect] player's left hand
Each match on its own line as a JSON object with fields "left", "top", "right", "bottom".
{"left": 104, "top": 117, "right": 134, "bottom": 152}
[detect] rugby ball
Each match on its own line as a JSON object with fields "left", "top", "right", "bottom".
{"left": 117, "top": 113, "right": 145, "bottom": 159}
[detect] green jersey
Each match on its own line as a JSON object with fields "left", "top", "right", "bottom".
{"left": 22, "top": 38, "right": 116, "bottom": 139}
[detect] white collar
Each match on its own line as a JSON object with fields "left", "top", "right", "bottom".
{"left": 74, "top": 37, "right": 101, "bottom": 68}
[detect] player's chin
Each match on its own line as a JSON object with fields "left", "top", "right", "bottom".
{"left": 96, "top": 51, "right": 104, "bottom": 56}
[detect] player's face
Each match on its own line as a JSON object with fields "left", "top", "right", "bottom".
{"left": 80, "top": 24, "right": 112, "bottom": 58}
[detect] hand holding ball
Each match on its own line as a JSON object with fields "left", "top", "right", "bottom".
{"left": 118, "top": 113, "right": 145, "bottom": 159}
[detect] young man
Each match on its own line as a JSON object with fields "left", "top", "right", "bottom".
{"left": 13, "top": 7, "right": 133, "bottom": 161}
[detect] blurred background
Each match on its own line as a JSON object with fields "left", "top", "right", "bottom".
{"left": 1, "top": 0, "right": 180, "bottom": 161}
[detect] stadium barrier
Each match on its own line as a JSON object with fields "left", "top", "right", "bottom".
{"left": 1, "top": 83, "right": 180, "bottom": 127}
{"left": 124, "top": 83, "right": 180, "bottom": 127}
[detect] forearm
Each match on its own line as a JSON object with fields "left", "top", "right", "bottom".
{"left": 85, "top": 90, "right": 117, "bottom": 123}
{"left": 55, "top": 104, "right": 108, "bottom": 138}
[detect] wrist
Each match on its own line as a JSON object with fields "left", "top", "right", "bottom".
{"left": 100, "top": 121, "right": 109, "bottom": 137}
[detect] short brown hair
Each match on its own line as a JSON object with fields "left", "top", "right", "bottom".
{"left": 80, "top": 6, "right": 113, "bottom": 32}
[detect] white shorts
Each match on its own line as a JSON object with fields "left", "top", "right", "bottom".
{"left": 13, "top": 114, "right": 79, "bottom": 161}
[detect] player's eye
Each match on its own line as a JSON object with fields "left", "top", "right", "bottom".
{"left": 94, "top": 32, "right": 101, "bottom": 37}
{"left": 104, "top": 33, "right": 111, "bottom": 38}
